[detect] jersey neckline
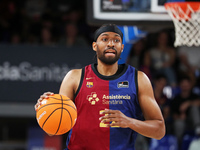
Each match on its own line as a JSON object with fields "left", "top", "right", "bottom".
{"left": 91, "top": 63, "right": 128, "bottom": 80}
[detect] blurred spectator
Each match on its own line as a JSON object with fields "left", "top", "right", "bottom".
{"left": 0, "top": 0, "right": 17, "bottom": 43}
{"left": 67, "top": 9, "right": 82, "bottom": 23}
{"left": 188, "top": 126, "right": 200, "bottom": 150}
{"left": 153, "top": 74, "right": 172, "bottom": 134}
{"left": 127, "top": 39, "right": 152, "bottom": 79}
{"left": 127, "top": 39, "right": 146, "bottom": 69}
{"left": 188, "top": 138, "right": 200, "bottom": 150}
{"left": 178, "top": 46, "right": 200, "bottom": 86}
{"left": 170, "top": 75, "right": 200, "bottom": 146}
{"left": 148, "top": 30, "right": 177, "bottom": 87}
{"left": 58, "top": 22, "right": 89, "bottom": 47}
{"left": 134, "top": 134, "right": 149, "bottom": 150}
{"left": 0, "top": 0, "right": 91, "bottom": 47}
{"left": 194, "top": 76, "right": 200, "bottom": 97}
{"left": 41, "top": 12, "right": 54, "bottom": 29}
{"left": 10, "top": 32, "right": 21, "bottom": 44}
{"left": 40, "top": 12, "right": 61, "bottom": 43}
{"left": 188, "top": 127, "right": 200, "bottom": 150}
{"left": 40, "top": 27, "right": 55, "bottom": 46}
{"left": 46, "top": 0, "right": 80, "bottom": 13}
{"left": 25, "top": 0, "right": 47, "bottom": 17}
{"left": 26, "top": 34, "right": 39, "bottom": 45}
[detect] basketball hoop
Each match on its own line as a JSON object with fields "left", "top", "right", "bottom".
{"left": 165, "top": 2, "right": 200, "bottom": 47}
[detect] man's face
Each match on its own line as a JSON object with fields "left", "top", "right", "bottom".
{"left": 92, "top": 32, "right": 124, "bottom": 65}
{"left": 180, "top": 79, "right": 191, "bottom": 92}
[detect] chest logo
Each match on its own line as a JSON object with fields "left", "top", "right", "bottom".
{"left": 86, "top": 82, "right": 93, "bottom": 88}
{"left": 87, "top": 92, "right": 99, "bottom": 105}
{"left": 86, "top": 77, "right": 94, "bottom": 80}
{"left": 117, "top": 81, "right": 129, "bottom": 88}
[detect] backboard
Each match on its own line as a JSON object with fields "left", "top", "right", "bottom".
{"left": 86, "top": 0, "right": 199, "bottom": 31}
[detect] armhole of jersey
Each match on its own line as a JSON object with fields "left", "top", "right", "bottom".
{"left": 135, "top": 69, "right": 144, "bottom": 120}
{"left": 134, "top": 69, "right": 139, "bottom": 103}
{"left": 74, "top": 67, "right": 85, "bottom": 99}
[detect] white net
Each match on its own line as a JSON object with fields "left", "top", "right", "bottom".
{"left": 165, "top": 3, "right": 200, "bottom": 47}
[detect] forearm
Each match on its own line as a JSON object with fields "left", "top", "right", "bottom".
{"left": 127, "top": 117, "right": 165, "bottom": 140}
{"left": 134, "top": 71, "right": 165, "bottom": 139}
{"left": 99, "top": 109, "right": 165, "bottom": 139}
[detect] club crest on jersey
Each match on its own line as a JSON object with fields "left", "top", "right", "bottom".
{"left": 118, "top": 81, "right": 129, "bottom": 88}
{"left": 87, "top": 92, "right": 99, "bottom": 105}
{"left": 86, "top": 82, "right": 93, "bottom": 88}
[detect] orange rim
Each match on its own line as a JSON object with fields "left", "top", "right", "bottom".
{"left": 165, "top": 2, "right": 200, "bottom": 12}
{"left": 165, "top": 2, "right": 200, "bottom": 19}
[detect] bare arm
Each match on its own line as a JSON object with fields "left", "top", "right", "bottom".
{"left": 35, "top": 69, "right": 81, "bottom": 111}
{"left": 167, "top": 48, "right": 176, "bottom": 66}
{"left": 130, "top": 71, "right": 165, "bottom": 139}
{"left": 100, "top": 71, "right": 165, "bottom": 139}
{"left": 59, "top": 69, "right": 82, "bottom": 101}
{"left": 34, "top": 69, "right": 81, "bottom": 136}
{"left": 179, "top": 54, "right": 196, "bottom": 72}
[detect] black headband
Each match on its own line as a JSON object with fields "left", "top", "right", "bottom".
{"left": 94, "top": 25, "right": 123, "bottom": 42}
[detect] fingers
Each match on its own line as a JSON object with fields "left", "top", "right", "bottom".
{"left": 35, "top": 92, "right": 54, "bottom": 111}
{"left": 99, "top": 116, "right": 119, "bottom": 128}
{"left": 100, "top": 113, "right": 116, "bottom": 121}
{"left": 34, "top": 104, "right": 39, "bottom": 111}
{"left": 39, "top": 92, "right": 54, "bottom": 101}
{"left": 100, "top": 117, "right": 115, "bottom": 124}
{"left": 99, "top": 109, "right": 119, "bottom": 123}
{"left": 99, "top": 109, "right": 128, "bottom": 128}
{"left": 100, "top": 109, "right": 119, "bottom": 115}
{"left": 43, "top": 92, "right": 54, "bottom": 98}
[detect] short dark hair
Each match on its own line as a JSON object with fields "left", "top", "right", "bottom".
{"left": 154, "top": 73, "right": 167, "bottom": 80}
{"left": 178, "top": 75, "right": 191, "bottom": 84}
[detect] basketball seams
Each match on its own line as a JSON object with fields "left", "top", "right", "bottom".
{"left": 40, "top": 107, "right": 74, "bottom": 134}
{"left": 48, "top": 96, "right": 71, "bottom": 101}
{"left": 65, "top": 105, "right": 77, "bottom": 112}
{"left": 54, "top": 95, "right": 64, "bottom": 135}
{"left": 41, "top": 108, "right": 61, "bottom": 129}
{"left": 37, "top": 103, "right": 77, "bottom": 112}
{"left": 63, "top": 108, "right": 73, "bottom": 129}
{"left": 36, "top": 94, "right": 77, "bottom": 135}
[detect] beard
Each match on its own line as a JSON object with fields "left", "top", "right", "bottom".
{"left": 96, "top": 46, "right": 121, "bottom": 65}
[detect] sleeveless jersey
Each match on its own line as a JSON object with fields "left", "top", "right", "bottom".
{"left": 66, "top": 64, "right": 143, "bottom": 150}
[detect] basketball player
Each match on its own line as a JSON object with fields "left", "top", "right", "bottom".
{"left": 35, "top": 24, "right": 165, "bottom": 150}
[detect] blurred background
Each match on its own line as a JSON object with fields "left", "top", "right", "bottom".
{"left": 0, "top": 0, "right": 200, "bottom": 150}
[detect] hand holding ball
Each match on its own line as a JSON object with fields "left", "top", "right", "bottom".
{"left": 36, "top": 94, "right": 77, "bottom": 135}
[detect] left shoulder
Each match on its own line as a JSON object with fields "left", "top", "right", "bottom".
{"left": 138, "top": 71, "right": 150, "bottom": 81}
{"left": 137, "top": 71, "right": 153, "bottom": 94}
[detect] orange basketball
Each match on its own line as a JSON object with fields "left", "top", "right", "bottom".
{"left": 36, "top": 94, "right": 77, "bottom": 135}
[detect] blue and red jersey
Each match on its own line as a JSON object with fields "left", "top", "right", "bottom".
{"left": 66, "top": 64, "right": 143, "bottom": 150}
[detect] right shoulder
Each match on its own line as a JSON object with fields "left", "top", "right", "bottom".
{"left": 63, "top": 69, "right": 83, "bottom": 83}
{"left": 67, "top": 69, "right": 82, "bottom": 77}
{"left": 59, "top": 68, "right": 83, "bottom": 100}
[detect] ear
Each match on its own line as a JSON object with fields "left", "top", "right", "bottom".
{"left": 92, "top": 42, "right": 97, "bottom": 52}
{"left": 121, "top": 44, "right": 124, "bottom": 52}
